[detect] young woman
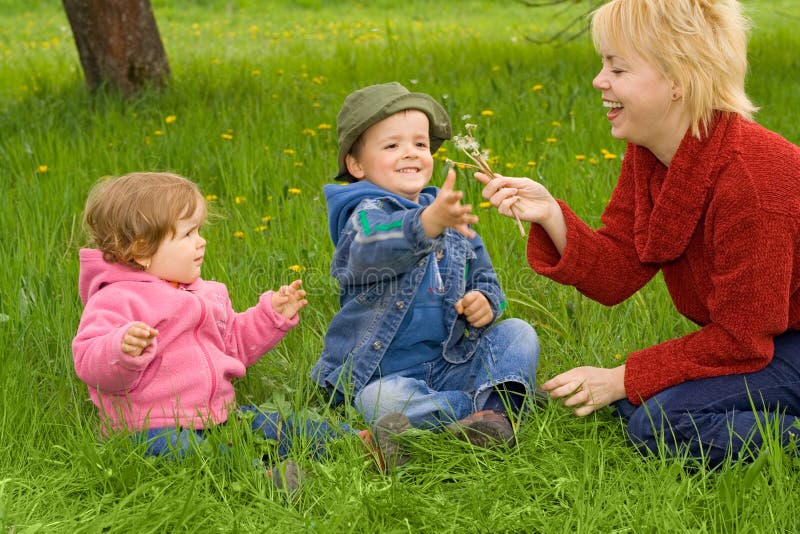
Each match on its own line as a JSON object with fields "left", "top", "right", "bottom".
{"left": 478, "top": 0, "right": 800, "bottom": 466}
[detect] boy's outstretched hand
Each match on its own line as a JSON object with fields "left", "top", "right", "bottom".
{"left": 455, "top": 290, "right": 493, "bottom": 328}
{"left": 121, "top": 321, "right": 158, "bottom": 356}
{"left": 272, "top": 279, "right": 308, "bottom": 319}
{"left": 420, "top": 168, "right": 478, "bottom": 239}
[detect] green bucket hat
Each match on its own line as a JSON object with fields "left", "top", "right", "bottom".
{"left": 335, "top": 82, "right": 451, "bottom": 181}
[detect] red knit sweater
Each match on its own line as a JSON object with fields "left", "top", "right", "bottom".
{"left": 527, "top": 113, "right": 800, "bottom": 404}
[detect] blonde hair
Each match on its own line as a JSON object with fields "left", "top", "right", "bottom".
{"left": 591, "top": 0, "right": 758, "bottom": 138}
{"left": 83, "top": 172, "right": 205, "bottom": 270}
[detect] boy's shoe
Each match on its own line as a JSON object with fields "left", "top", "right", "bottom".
{"left": 266, "top": 459, "right": 303, "bottom": 492}
{"left": 446, "top": 410, "right": 515, "bottom": 448}
{"left": 532, "top": 386, "right": 551, "bottom": 408}
{"left": 374, "top": 412, "right": 412, "bottom": 472}
{"left": 359, "top": 412, "right": 412, "bottom": 473}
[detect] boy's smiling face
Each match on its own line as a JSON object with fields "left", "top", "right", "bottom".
{"left": 345, "top": 109, "right": 434, "bottom": 202}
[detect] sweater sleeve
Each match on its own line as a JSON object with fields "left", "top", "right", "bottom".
{"left": 223, "top": 290, "right": 299, "bottom": 367}
{"left": 72, "top": 289, "right": 159, "bottom": 394}
{"left": 527, "top": 160, "right": 659, "bottom": 305}
{"left": 624, "top": 205, "right": 796, "bottom": 404}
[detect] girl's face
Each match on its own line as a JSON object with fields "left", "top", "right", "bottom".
{"left": 345, "top": 110, "right": 434, "bottom": 202}
{"left": 145, "top": 200, "right": 207, "bottom": 284}
{"left": 592, "top": 43, "right": 688, "bottom": 164}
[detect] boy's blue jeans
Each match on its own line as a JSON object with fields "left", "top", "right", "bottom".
{"left": 355, "top": 318, "right": 540, "bottom": 429}
{"left": 613, "top": 330, "right": 800, "bottom": 467}
{"left": 135, "top": 406, "right": 355, "bottom": 459}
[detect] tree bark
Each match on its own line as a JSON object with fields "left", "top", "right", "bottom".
{"left": 62, "top": 0, "right": 170, "bottom": 96}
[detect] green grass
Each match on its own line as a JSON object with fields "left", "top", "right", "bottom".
{"left": 1, "top": 0, "right": 799, "bottom": 531}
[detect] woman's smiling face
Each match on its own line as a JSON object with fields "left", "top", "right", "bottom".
{"left": 592, "top": 43, "right": 688, "bottom": 163}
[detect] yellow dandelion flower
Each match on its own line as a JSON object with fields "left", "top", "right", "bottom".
{"left": 600, "top": 148, "right": 610, "bottom": 155}
{"left": 145, "top": 136, "right": 151, "bottom": 145}
{"left": 589, "top": 158, "right": 599, "bottom": 165}
{"left": 205, "top": 194, "right": 218, "bottom": 201}
{"left": 479, "top": 201, "right": 491, "bottom": 209}
{"left": 221, "top": 133, "right": 233, "bottom": 140}
{"left": 436, "top": 146, "right": 447, "bottom": 153}
{"left": 531, "top": 84, "right": 543, "bottom": 91}
{"left": 154, "top": 130, "right": 163, "bottom": 136}
{"left": 525, "top": 136, "right": 534, "bottom": 143}
{"left": 261, "top": 215, "right": 272, "bottom": 222}
{"left": 294, "top": 162, "right": 305, "bottom": 167}
{"left": 288, "top": 188, "right": 302, "bottom": 195}
{"left": 551, "top": 121, "right": 561, "bottom": 127}
{"left": 312, "top": 102, "right": 321, "bottom": 108}
{"left": 37, "top": 165, "right": 48, "bottom": 173}
{"left": 317, "top": 123, "right": 332, "bottom": 130}
{"left": 235, "top": 196, "right": 246, "bottom": 204}
{"left": 480, "top": 110, "right": 494, "bottom": 116}
{"left": 527, "top": 161, "right": 537, "bottom": 167}
{"left": 546, "top": 137, "right": 557, "bottom": 143}
{"left": 233, "top": 231, "right": 245, "bottom": 239}
{"left": 604, "top": 153, "right": 618, "bottom": 160}
{"left": 505, "top": 163, "right": 515, "bottom": 169}
{"left": 251, "top": 69, "right": 261, "bottom": 76}
{"left": 614, "top": 353, "right": 623, "bottom": 360}
{"left": 575, "top": 155, "right": 586, "bottom": 161}
{"left": 283, "top": 148, "right": 295, "bottom": 155}
{"left": 289, "top": 264, "right": 305, "bottom": 273}
{"left": 302, "top": 128, "right": 316, "bottom": 136}
{"left": 165, "top": 115, "right": 176, "bottom": 124}
{"left": 254, "top": 225, "right": 267, "bottom": 232}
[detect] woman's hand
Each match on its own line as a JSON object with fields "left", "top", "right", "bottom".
{"left": 475, "top": 172, "right": 567, "bottom": 253}
{"left": 541, "top": 365, "right": 627, "bottom": 416}
{"left": 271, "top": 279, "right": 308, "bottom": 319}
{"left": 475, "top": 173, "right": 557, "bottom": 224}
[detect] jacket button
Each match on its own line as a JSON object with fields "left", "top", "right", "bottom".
{"left": 396, "top": 302, "right": 404, "bottom": 309}
{"left": 373, "top": 341, "right": 382, "bottom": 350}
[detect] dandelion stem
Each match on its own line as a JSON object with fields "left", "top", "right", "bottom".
{"left": 451, "top": 131, "right": 526, "bottom": 236}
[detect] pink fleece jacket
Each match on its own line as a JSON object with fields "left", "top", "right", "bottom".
{"left": 72, "top": 248, "right": 299, "bottom": 432}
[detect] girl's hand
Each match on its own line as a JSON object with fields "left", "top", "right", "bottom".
{"left": 540, "top": 365, "right": 627, "bottom": 416}
{"left": 271, "top": 279, "right": 308, "bottom": 319}
{"left": 122, "top": 321, "right": 158, "bottom": 356}
{"left": 454, "top": 290, "right": 493, "bottom": 328}
{"left": 421, "top": 168, "right": 478, "bottom": 239}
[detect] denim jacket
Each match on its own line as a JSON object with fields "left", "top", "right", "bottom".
{"left": 311, "top": 181, "right": 506, "bottom": 401}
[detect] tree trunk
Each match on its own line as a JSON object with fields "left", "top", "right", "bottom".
{"left": 62, "top": 0, "right": 170, "bottom": 96}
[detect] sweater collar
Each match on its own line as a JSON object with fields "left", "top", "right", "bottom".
{"left": 632, "top": 112, "right": 734, "bottom": 263}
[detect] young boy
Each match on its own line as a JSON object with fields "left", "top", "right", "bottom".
{"left": 311, "top": 82, "right": 540, "bottom": 447}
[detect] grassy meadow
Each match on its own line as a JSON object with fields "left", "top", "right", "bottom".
{"left": 1, "top": 0, "right": 799, "bottom": 531}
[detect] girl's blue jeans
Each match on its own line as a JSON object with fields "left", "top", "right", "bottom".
{"left": 613, "top": 330, "right": 800, "bottom": 467}
{"left": 135, "top": 405, "right": 355, "bottom": 459}
{"left": 354, "top": 318, "right": 540, "bottom": 429}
